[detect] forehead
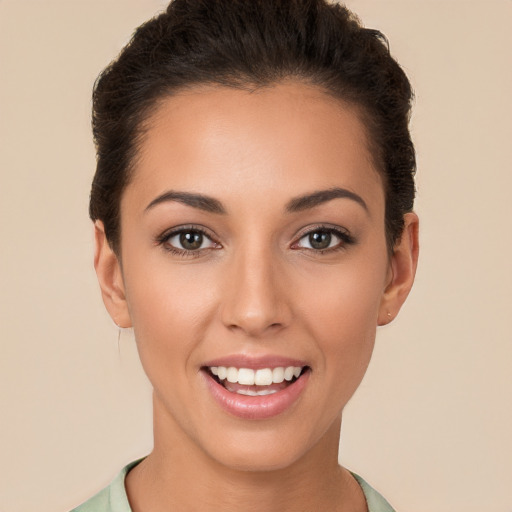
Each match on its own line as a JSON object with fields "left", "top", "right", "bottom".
{"left": 125, "top": 82, "right": 384, "bottom": 213}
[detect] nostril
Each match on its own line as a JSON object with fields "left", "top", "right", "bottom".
{"left": 223, "top": 317, "right": 285, "bottom": 337}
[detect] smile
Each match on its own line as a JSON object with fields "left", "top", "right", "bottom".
{"left": 210, "top": 365, "right": 304, "bottom": 393}
{"left": 202, "top": 363, "right": 311, "bottom": 419}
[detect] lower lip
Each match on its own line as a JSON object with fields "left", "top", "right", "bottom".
{"left": 203, "top": 370, "right": 310, "bottom": 420}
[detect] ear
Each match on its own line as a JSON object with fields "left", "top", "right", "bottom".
{"left": 378, "top": 212, "right": 419, "bottom": 326}
{"left": 94, "top": 221, "right": 132, "bottom": 328}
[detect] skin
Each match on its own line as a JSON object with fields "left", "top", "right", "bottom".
{"left": 94, "top": 82, "right": 419, "bottom": 512}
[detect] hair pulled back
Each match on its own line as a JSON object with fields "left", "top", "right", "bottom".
{"left": 90, "top": 0, "right": 415, "bottom": 254}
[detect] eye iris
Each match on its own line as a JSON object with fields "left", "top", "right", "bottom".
{"left": 179, "top": 231, "right": 203, "bottom": 250}
{"left": 309, "top": 231, "right": 331, "bottom": 250}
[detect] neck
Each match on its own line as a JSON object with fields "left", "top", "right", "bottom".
{"left": 125, "top": 395, "right": 366, "bottom": 512}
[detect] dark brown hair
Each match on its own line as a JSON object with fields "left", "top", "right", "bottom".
{"left": 90, "top": 0, "right": 415, "bottom": 254}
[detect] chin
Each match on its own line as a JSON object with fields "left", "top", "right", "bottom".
{"left": 210, "top": 444, "right": 306, "bottom": 473}
{"left": 200, "top": 420, "right": 334, "bottom": 474}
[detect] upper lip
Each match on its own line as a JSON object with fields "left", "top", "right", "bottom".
{"left": 201, "top": 354, "right": 309, "bottom": 370}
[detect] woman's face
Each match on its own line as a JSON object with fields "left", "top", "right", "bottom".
{"left": 96, "top": 82, "right": 417, "bottom": 471}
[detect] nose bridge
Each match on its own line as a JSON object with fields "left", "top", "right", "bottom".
{"left": 221, "top": 239, "right": 289, "bottom": 336}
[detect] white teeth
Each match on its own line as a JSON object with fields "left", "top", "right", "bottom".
{"left": 253, "top": 389, "right": 277, "bottom": 396}
{"left": 272, "top": 367, "right": 285, "bottom": 383}
{"left": 238, "top": 368, "right": 255, "bottom": 385}
{"left": 226, "top": 367, "right": 238, "bottom": 383}
{"left": 284, "top": 366, "right": 295, "bottom": 381}
{"left": 235, "top": 388, "right": 278, "bottom": 396}
{"left": 235, "top": 388, "right": 258, "bottom": 396}
{"left": 254, "top": 368, "right": 273, "bottom": 386}
{"left": 209, "top": 365, "right": 304, "bottom": 386}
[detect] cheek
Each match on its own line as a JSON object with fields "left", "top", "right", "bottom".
{"left": 121, "top": 254, "right": 219, "bottom": 375}
{"left": 300, "top": 258, "right": 386, "bottom": 335}
{"left": 298, "top": 256, "right": 387, "bottom": 381}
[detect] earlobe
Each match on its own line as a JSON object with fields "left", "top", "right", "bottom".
{"left": 93, "top": 221, "right": 132, "bottom": 328}
{"left": 378, "top": 212, "right": 419, "bottom": 326}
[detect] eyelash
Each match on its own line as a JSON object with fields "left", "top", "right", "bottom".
{"left": 155, "top": 224, "right": 355, "bottom": 258}
{"left": 292, "top": 225, "right": 356, "bottom": 254}
{"left": 155, "top": 225, "right": 220, "bottom": 258}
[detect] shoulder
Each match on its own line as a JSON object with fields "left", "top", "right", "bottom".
{"left": 351, "top": 472, "right": 396, "bottom": 512}
{"left": 70, "top": 459, "right": 143, "bottom": 512}
{"left": 71, "top": 486, "right": 111, "bottom": 512}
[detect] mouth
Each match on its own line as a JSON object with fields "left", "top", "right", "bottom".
{"left": 204, "top": 365, "right": 309, "bottom": 396}
{"left": 201, "top": 363, "right": 311, "bottom": 419}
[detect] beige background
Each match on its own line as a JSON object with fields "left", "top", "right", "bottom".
{"left": 1, "top": 1, "right": 511, "bottom": 511}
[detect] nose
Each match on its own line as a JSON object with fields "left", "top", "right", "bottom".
{"left": 220, "top": 247, "right": 292, "bottom": 338}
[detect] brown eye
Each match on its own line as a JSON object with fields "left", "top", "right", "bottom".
{"left": 294, "top": 227, "right": 354, "bottom": 252}
{"left": 165, "top": 229, "right": 217, "bottom": 252}
{"left": 179, "top": 231, "right": 203, "bottom": 250}
{"left": 308, "top": 231, "right": 332, "bottom": 250}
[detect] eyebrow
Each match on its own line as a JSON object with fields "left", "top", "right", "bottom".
{"left": 285, "top": 187, "right": 368, "bottom": 213}
{"left": 144, "top": 186, "right": 367, "bottom": 215}
{"left": 145, "top": 191, "right": 226, "bottom": 214}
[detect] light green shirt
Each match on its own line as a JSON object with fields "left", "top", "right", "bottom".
{"left": 72, "top": 459, "right": 395, "bottom": 512}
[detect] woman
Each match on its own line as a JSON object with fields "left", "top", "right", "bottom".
{"left": 74, "top": 0, "right": 419, "bottom": 510}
